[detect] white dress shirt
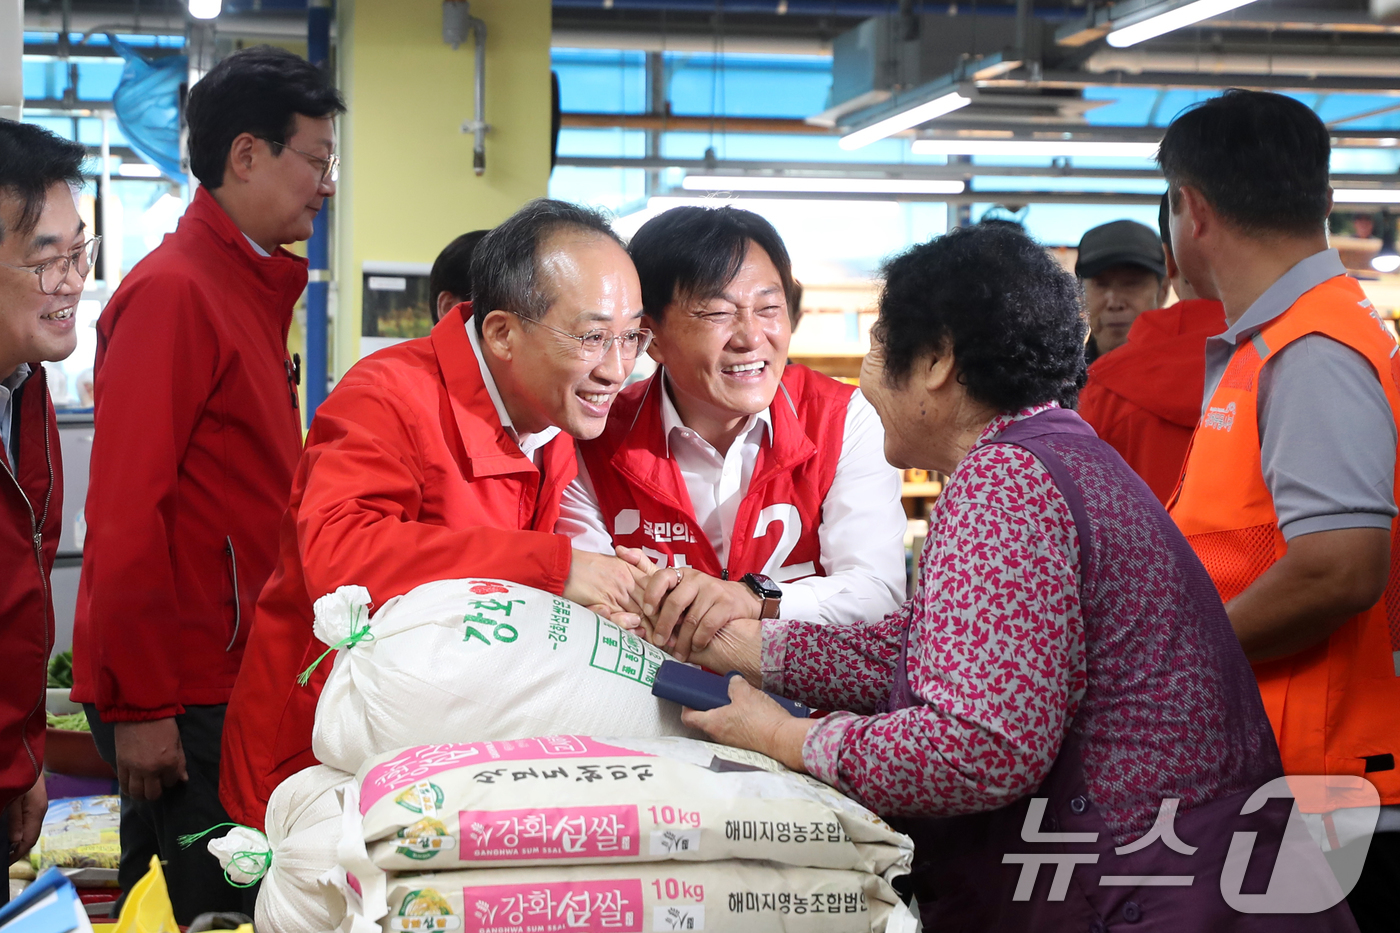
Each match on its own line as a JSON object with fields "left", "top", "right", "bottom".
{"left": 557, "top": 375, "right": 907, "bottom": 625}
{"left": 464, "top": 320, "right": 561, "bottom": 464}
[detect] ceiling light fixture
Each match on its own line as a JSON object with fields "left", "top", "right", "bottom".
{"left": 911, "top": 139, "right": 1159, "bottom": 158}
{"left": 839, "top": 90, "right": 972, "bottom": 151}
{"left": 1333, "top": 189, "right": 1400, "bottom": 205}
{"left": 1107, "top": 0, "right": 1260, "bottom": 48}
{"left": 681, "top": 175, "right": 965, "bottom": 195}
{"left": 188, "top": 0, "right": 222, "bottom": 20}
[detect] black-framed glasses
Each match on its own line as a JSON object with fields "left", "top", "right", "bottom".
{"left": 0, "top": 236, "right": 101, "bottom": 295}
{"left": 259, "top": 137, "right": 339, "bottom": 184}
{"left": 511, "top": 310, "right": 654, "bottom": 361}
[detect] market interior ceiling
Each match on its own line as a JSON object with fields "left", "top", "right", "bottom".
{"left": 21, "top": 0, "right": 1400, "bottom": 205}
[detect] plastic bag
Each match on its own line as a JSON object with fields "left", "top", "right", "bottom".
{"left": 31, "top": 796, "right": 120, "bottom": 871}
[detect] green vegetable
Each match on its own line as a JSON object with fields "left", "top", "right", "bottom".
{"left": 46, "top": 711, "right": 90, "bottom": 732}
{"left": 47, "top": 651, "right": 73, "bottom": 689}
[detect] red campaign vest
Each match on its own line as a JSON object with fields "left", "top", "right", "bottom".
{"left": 577, "top": 364, "right": 856, "bottom": 582}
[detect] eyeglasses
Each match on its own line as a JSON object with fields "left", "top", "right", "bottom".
{"left": 0, "top": 236, "right": 102, "bottom": 295}
{"left": 511, "top": 311, "right": 654, "bottom": 361}
{"left": 259, "top": 138, "right": 339, "bottom": 184}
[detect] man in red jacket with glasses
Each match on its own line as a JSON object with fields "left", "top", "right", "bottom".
{"left": 220, "top": 199, "right": 650, "bottom": 832}
{"left": 0, "top": 120, "right": 88, "bottom": 904}
{"left": 70, "top": 47, "right": 344, "bottom": 921}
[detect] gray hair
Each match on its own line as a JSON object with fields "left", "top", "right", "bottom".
{"left": 469, "top": 198, "right": 624, "bottom": 334}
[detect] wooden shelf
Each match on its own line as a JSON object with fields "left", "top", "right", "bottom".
{"left": 902, "top": 481, "right": 943, "bottom": 498}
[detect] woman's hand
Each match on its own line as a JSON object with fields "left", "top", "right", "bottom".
{"left": 682, "top": 676, "right": 815, "bottom": 773}
{"left": 685, "top": 616, "right": 763, "bottom": 683}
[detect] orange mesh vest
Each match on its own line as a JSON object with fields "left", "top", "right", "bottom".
{"left": 1169, "top": 274, "right": 1400, "bottom": 806}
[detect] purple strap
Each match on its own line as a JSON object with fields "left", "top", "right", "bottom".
{"left": 883, "top": 408, "right": 1097, "bottom": 713}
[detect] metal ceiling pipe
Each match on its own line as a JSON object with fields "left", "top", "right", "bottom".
{"left": 1087, "top": 48, "right": 1400, "bottom": 79}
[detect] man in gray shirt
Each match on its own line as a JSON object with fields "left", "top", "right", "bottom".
{"left": 1163, "top": 89, "right": 1399, "bottom": 929}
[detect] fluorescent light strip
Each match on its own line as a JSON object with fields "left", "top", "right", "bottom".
{"left": 912, "top": 139, "right": 1159, "bottom": 158}
{"left": 1333, "top": 189, "right": 1400, "bottom": 205}
{"left": 839, "top": 91, "right": 972, "bottom": 151}
{"left": 117, "top": 162, "right": 163, "bottom": 178}
{"left": 681, "top": 175, "right": 965, "bottom": 195}
{"left": 1107, "top": 0, "right": 1260, "bottom": 48}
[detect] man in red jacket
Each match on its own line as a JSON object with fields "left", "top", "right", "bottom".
{"left": 1078, "top": 195, "right": 1226, "bottom": 503}
{"left": 558, "top": 206, "right": 907, "bottom": 648}
{"left": 70, "top": 48, "right": 344, "bottom": 921}
{"left": 0, "top": 120, "right": 87, "bottom": 902}
{"left": 220, "top": 199, "right": 650, "bottom": 830}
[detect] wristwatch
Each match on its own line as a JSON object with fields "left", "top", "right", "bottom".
{"left": 741, "top": 573, "right": 782, "bottom": 620}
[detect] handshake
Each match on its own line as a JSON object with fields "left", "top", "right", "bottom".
{"left": 562, "top": 546, "right": 766, "bottom": 668}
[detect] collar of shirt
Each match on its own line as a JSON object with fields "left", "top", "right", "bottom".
{"left": 978, "top": 400, "right": 1061, "bottom": 447}
{"left": 242, "top": 232, "right": 271, "bottom": 258}
{"left": 463, "top": 318, "right": 562, "bottom": 461}
{"left": 658, "top": 369, "right": 773, "bottom": 459}
{"left": 1212, "top": 248, "right": 1346, "bottom": 348}
{"left": 0, "top": 362, "right": 32, "bottom": 467}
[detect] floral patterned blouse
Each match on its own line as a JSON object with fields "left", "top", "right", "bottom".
{"left": 762, "top": 402, "right": 1088, "bottom": 818}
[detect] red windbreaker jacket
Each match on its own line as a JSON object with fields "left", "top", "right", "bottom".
{"left": 1, "top": 365, "right": 61, "bottom": 812}
{"left": 71, "top": 187, "right": 307, "bottom": 721}
{"left": 219, "top": 305, "right": 577, "bottom": 829}
{"left": 1078, "top": 298, "right": 1225, "bottom": 504}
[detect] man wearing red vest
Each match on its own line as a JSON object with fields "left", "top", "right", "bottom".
{"left": 1079, "top": 194, "right": 1226, "bottom": 503}
{"left": 558, "top": 206, "right": 906, "bottom": 649}
{"left": 220, "top": 200, "right": 650, "bottom": 831}
{"left": 1165, "top": 89, "right": 1400, "bottom": 928}
{"left": 0, "top": 121, "right": 87, "bottom": 899}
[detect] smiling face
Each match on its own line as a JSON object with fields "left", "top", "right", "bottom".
{"left": 0, "top": 181, "right": 85, "bottom": 379}
{"left": 647, "top": 241, "right": 791, "bottom": 448}
{"left": 1083, "top": 263, "right": 1169, "bottom": 356}
{"left": 483, "top": 231, "right": 644, "bottom": 440}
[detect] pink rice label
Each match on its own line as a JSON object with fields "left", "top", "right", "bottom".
{"left": 360, "top": 737, "right": 647, "bottom": 813}
{"left": 461, "top": 879, "right": 645, "bottom": 933}
{"left": 459, "top": 805, "right": 640, "bottom": 861}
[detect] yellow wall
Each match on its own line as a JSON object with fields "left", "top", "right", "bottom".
{"left": 334, "top": 0, "right": 553, "bottom": 378}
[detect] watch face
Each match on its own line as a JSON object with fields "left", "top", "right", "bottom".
{"left": 744, "top": 573, "right": 782, "bottom": 599}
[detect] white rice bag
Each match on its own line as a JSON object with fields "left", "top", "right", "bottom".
{"left": 310, "top": 581, "right": 690, "bottom": 774}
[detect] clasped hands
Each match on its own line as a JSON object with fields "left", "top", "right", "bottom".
{"left": 563, "top": 546, "right": 810, "bottom": 771}
{"left": 564, "top": 546, "right": 762, "bottom": 664}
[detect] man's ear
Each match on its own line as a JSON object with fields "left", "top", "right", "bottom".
{"left": 479, "top": 309, "right": 515, "bottom": 361}
{"left": 1178, "top": 185, "right": 1212, "bottom": 241}
{"left": 435, "top": 291, "right": 462, "bottom": 324}
{"left": 642, "top": 313, "right": 665, "bottom": 365}
{"left": 224, "top": 133, "right": 260, "bottom": 186}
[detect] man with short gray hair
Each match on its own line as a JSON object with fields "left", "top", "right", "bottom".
{"left": 221, "top": 199, "right": 652, "bottom": 831}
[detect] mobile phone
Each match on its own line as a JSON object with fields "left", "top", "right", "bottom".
{"left": 651, "top": 659, "right": 811, "bottom": 717}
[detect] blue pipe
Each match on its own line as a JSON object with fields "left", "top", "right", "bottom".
{"left": 305, "top": 0, "right": 332, "bottom": 419}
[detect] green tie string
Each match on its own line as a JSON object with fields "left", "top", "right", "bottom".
{"left": 176, "top": 822, "right": 273, "bottom": 887}
{"left": 297, "top": 605, "right": 373, "bottom": 686}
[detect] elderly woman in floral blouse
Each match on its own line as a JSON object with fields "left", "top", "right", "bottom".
{"left": 650, "top": 224, "right": 1356, "bottom": 931}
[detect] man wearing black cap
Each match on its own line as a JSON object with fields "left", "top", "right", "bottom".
{"left": 1075, "top": 219, "right": 1170, "bottom": 362}
{"left": 1078, "top": 196, "right": 1225, "bottom": 503}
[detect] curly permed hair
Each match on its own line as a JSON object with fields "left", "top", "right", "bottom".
{"left": 874, "top": 224, "right": 1087, "bottom": 412}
